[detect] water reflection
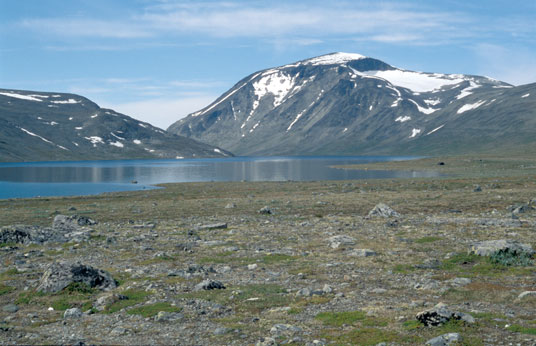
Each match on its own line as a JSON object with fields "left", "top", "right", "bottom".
{"left": 0, "top": 156, "right": 440, "bottom": 199}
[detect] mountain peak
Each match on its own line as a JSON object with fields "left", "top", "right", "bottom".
{"left": 300, "top": 52, "right": 367, "bottom": 66}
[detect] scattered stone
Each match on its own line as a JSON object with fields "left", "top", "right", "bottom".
{"left": 416, "top": 303, "right": 475, "bottom": 326}
{"left": 213, "top": 327, "right": 231, "bottom": 335}
{"left": 259, "top": 206, "right": 272, "bottom": 215}
{"left": 198, "top": 223, "right": 228, "bottom": 230}
{"left": 194, "top": 279, "right": 226, "bottom": 291}
{"left": 368, "top": 203, "right": 400, "bottom": 218}
{"left": 328, "top": 235, "right": 356, "bottom": 249}
{"left": 470, "top": 239, "right": 534, "bottom": 257}
{"left": 349, "top": 249, "right": 377, "bottom": 257}
{"left": 63, "top": 308, "right": 82, "bottom": 319}
{"left": 37, "top": 262, "right": 117, "bottom": 293}
{"left": 225, "top": 203, "right": 236, "bottom": 209}
{"left": 154, "top": 311, "right": 184, "bottom": 322}
{"left": 2, "top": 304, "right": 19, "bottom": 313}
{"left": 447, "top": 277, "right": 472, "bottom": 287}
{"left": 517, "top": 291, "right": 536, "bottom": 300}
{"left": 426, "top": 333, "right": 461, "bottom": 346}
{"left": 256, "top": 337, "right": 278, "bottom": 346}
{"left": 270, "top": 324, "right": 302, "bottom": 336}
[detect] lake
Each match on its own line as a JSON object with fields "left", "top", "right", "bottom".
{"left": 0, "top": 156, "right": 439, "bottom": 199}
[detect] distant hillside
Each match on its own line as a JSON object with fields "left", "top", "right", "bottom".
{"left": 168, "top": 52, "right": 536, "bottom": 156}
{"left": 0, "top": 89, "right": 232, "bottom": 162}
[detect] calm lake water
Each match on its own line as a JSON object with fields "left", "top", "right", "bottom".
{"left": 0, "top": 156, "right": 439, "bottom": 199}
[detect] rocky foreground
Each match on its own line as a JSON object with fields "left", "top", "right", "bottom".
{"left": 1, "top": 164, "right": 536, "bottom": 345}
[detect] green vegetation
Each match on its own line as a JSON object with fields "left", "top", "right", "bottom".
{"left": 126, "top": 302, "right": 182, "bottom": 318}
{"left": 106, "top": 289, "right": 151, "bottom": 314}
{"left": 315, "top": 310, "right": 367, "bottom": 326}
{"left": 507, "top": 324, "right": 536, "bottom": 335}
{"left": 415, "top": 236, "right": 442, "bottom": 244}
{"left": 0, "top": 284, "right": 15, "bottom": 296}
{"left": 488, "top": 248, "right": 533, "bottom": 267}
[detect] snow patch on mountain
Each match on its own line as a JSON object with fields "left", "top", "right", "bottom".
{"left": 455, "top": 81, "right": 480, "bottom": 100}
{"left": 110, "top": 141, "right": 124, "bottom": 148}
{"left": 85, "top": 136, "right": 104, "bottom": 146}
{"left": 50, "top": 99, "right": 80, "bottom": 104}
{"left": 407, "top": 99, "right": 438, "bottom": 114}
{"left": 253, "top": 71, "right": 296, "bottom": 108}
{"left": 20, "top": 128, "right": 54, "bottom": 144}
{"left": 287, "top": 90, "right": 324, "bottom": 131}
{"left": 395, "top": 116, "right": 411, "bottom": 123}
{"left": 0, "top": 92, "right": 43, "bottom": 102}
{"left": 363, "top": 70, "right": 465, "bottom": 92}
{"left": 427, "top": 125, "right": 445, "bottom": 135}
{"left": 457, "top": 100, "right": 485, "bottom": 114}
{"left": 522, "top": 93, "right": 530, "bottom": 98}
{"left": 409, "top": 128, "right": 422, "bottom": 138}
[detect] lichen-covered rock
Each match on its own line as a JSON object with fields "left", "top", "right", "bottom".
{"left": 426, "top": 333, "right": 461, "bottom": 346}
{"left": 416, "top": 303, "right": 475, "bottom": 326}
{"left": 194, "top": 279, "right": 225, "bottom": 291}
{"left": 37, "top": 262, "right": 117, "bottom": 293}
{"left": 470, "top": 239, "right": 534, "bottom": 257}
{"left": 328, "top": 235, "right": 356, "bottom": 249}
{"left": 368, "top": 203, "right": 400, "bottom": 218}
{"left": 53, "top": 214, "right": 97, "bottom": 231}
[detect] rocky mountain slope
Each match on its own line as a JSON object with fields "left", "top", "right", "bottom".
{"left": 168, "top": 52, "right": 536, "bottom": 156}
{"left": 0, "top": 89, "right": 232, "bottom": 162}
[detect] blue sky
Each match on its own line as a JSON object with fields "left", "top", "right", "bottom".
{"left": 1, "top": 0, "right": 535, "bottom": 129}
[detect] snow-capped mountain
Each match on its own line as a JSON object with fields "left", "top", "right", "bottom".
{"left": 168, "top": 52, "right": 536, "bottom": 156}
{"left": 0, "top": 89, "right": 232, "bottom": 162}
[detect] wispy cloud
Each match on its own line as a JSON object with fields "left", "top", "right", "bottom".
{"left": 18, "top": 2, "right": 474, "bottom": 46}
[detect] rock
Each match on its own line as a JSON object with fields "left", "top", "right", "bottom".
{"left": 259, "top": 206, "right": 272, "bottom": 215}
{"left": 470, "top": 239, "right": 534, "bottom": 257}
{"left": 328, "top": 235, "right": 356, "bottom": 249}
{"left": 322, "top": 284, "right": 333, "bottom": 294}
{"left": 198, "top": 223, "right": 227, "bottom": 230}
{"left": 511, "top": 204, "right": 533, "bottom": 214}
{"left": 270, "top": 324, "right": 302, "bottom": 336}
{"left": 437, "top": 162, "right": 445, "bottom": 166}
{"left": 53, "top": 215, "right": 97, "bottom": 230}
{"left": 517, "top": 291, "right": 536, "bottom": 300}
{"left": 447, "top": 277, "right": 471, "bottom": 287}
{"left": 426, "top": 333, "right": 461, "bottom": 346}
{"left": 416, "top": 303, "right": 475, "bottom": 326}
{"left": 256, "top": 337, "right": 278, "bottom": 346}
{"left": 349, "top": 249, "right": 377, "bottom": 257}
{"left": 473, "top": 185, "right": 482, "bottom": 192}
{"left": 154, "top": 311, "right": 184, "bottom": 322}
{"left": 213, "top": 327, "right": 230, "bottom": 335}
{"left": 63, "top": 308, "right": 82, "bottom": 319}
{"left": 368, "top": 203, "right": 400, "bottom": 218}
{"left": 110, "top": 326, "right": 127, "bottom": 336}
{"left": 225, "top": 203, "right": 236, "bottom": 209}
{"left": 37, "top": 262, "right": 117, "bottom": 293}
{"left": 248, "top": 264, "right": 258, "bottom": 270}
{"left": 2, "top": 304, "right": 19, "bottom": 313}
{"left": 296, "top": 287, "right": 312, "bottom": 297}
{"left": 93, "top": 293, "right": 128, "bottom": 311}
{"left": 194, "top": 279, "right": 226, "bottom": 291}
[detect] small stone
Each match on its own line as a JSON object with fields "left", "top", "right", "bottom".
{"left": 110, "top": 326, "right": 127, "bottom": 336}
{"left": 473, "top": 185, "right": 482, "bottom": 192}
{"left": 248, "top": 264, "right": 258, "bottom": 270}
{"left": 225, "top": 203, "right": 236, "bottom": 209}
{"left": 213, "top": 327, "right": 230, "bottom": 335}
{"left": 447, "top": 277, "right": 471, "bottom": 287}
{"left": 256, "top": 337, "right": 278, "bottom": 346}
{"left": 154, "top": 311, "right": 183, "bottom": 322}
{"left": 259, "top": 206, "right": 272, "bottom": 215}
{"left": 517, "top": 291, "right": 536, "bottom": 300}
{"left": 426, "top": 333, "right": 461, "bottom": 346}
{"left": 63, "top": 308, "right": 82, "bottom": 319}
{"left": 371, "top": 288, "right": 387, "bottom": 294}
{"left": 2, "top": 304, "right": 19, "bottom": 313}
{"left": 199, "top": 223, "right": 227, "bottom": 230}
{"left": 322, "top": 284, "right": 333, "bottom": 294}
{"left": 295, "top": 287, "right": 312, "bottom": 297}
{"left": 349, "top": 249, "right": 377, "bottom": 257}
{"left": 194, "top": 279, "right": 226, "bottom": 291}
{"left": 270, "top": 324, "right": 302, "bottom": 336}
{"left": 368, "top": 203, "right": 400, "bottom": 218}
{"left": 328, "top": 235, "right": 356, "bottom": 249}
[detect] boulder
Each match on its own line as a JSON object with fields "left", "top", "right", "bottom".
{"left": 53, "top": 215, "right": 97, "bottom": 231}
{"left": 368, "top": 203, "right": 400, "bottom": 218}
{"left": 470, "top": 240, "right": 534, "bottom": 257}
{"left": 93, "top": 293, "right": 128, "bottom": 311}
{"left": 63, "top": 308, "right": 83, "bottom": 319}
{"left": 37, "top": 262, "right": 117, "bottom": 293}
{"left": 258, "top": 206, "right": 272, "bottom": 215}
{"left": 328, "top": 235, "right": 356, "bottom": 249}
{"left": 416, "top": 303, "right": 475, "bottom": 326}
{"left": 194, "top": 279, "right": 226, "bottom": 291}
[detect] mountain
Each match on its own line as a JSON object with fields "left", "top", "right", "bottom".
{"left": 0, "top": 89, "right": 232, "bottom": 162}
{"left": 168, "top": 52, "right": 536, "bottom": 156}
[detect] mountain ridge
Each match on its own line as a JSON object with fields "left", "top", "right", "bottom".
{"left": 0, "top": 88, "right": 232, "bottom": 162}
{"left": 168, "top": 52, "right": 534, "bottom": 156}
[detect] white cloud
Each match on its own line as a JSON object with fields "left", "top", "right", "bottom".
{"left": 102, "top": 96, "right": 217, "bottom": 130}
